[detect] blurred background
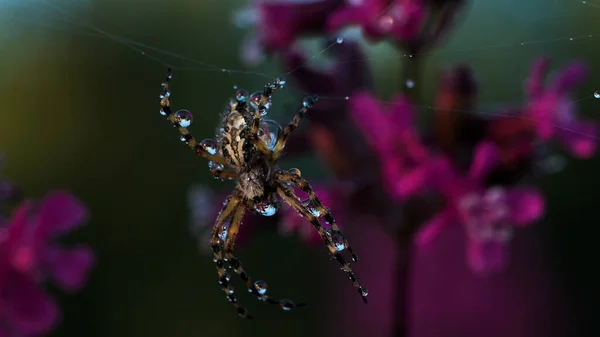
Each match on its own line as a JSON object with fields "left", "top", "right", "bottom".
{"left": 0, "top": 0, "right": 598, "bottom": 337}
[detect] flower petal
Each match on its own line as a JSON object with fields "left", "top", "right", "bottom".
{"left": 2, "top": 270, "right": 59, "bottom": 335}
{"left": 506, "top": 187, "right": 545, "bottom": 226}
{"left": 42, "top": 245, "right": 95, "bottom": 291}
{"left": 525, "top": 58, "right": 550, "bottom": 98}
{"left": 414, "top": 208, "right": 454, "bottom": 246}
{"left": 468, "top": 141, "right": 501, "bottom": 182}
{"left": 36, "top": 191, "right": 87, "bottom": 236}
{"left": 558, "top": 120, "right": 598, "bottom": 158}
{"left": 349, "top": 91, "right": 394, "bottom": 153}
{"left": 550, "top": 61, "right": 587, "bottom": 94}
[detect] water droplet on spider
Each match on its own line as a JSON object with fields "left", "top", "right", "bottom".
{"left": 249, "top": 92, "right": 271, "bottom": 114}
{"left": 235, "top": 89, "right": 249, "bottom": 102}
{"left": 180, "top": 136, "right": 187, "bottom": 142}
{"left": 280, "top": 299, "right": 295, "bottom": 311}
{"left": 275, "top": 77, "right": 286, "bottom": 88}
{"left": 258, "top": 119, "right": 282, "bottom": 150}
{"left": 329, "top": 230, "right": 346, "bottom": 251}
{"left": 360, "top": 287, "right": 369, "bottom": 297}
{"left": 302, "top": 95, "right": 318, "bottom": 108}
{"left": 159, "top": 108, "right": 166, "bottom": 116}
{"left": 336, "top": 37, "right": 344, "bottom": 44}
{"left": 200, "top": 139, "right": 218, "bottom": 155}
{"left": 405, "top": 79, "right": 415, "bottom": 88}
{"left": 174, "top": 109, "right": 193, "bottom": 128}
{"left": 254, "top": 200, "right": 278, "bottom": 216}
{"left": 253, "top": 280, "right": 268, "bottom": 295}
{"left": 594, "top": 90, "right": 600, "bottom": 99}
{"left": 218, "top": 225, "right": 228, "bottom": 241}
{"left": 208, "top": 161, "right": 224, "bottom": 172}
{"left": 301, "top": 199, "right": 321, "bottom": 217}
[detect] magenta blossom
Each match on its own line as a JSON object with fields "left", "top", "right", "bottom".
{"left": 525, "top": 58, "right": 597, "bottom": 158}
{"left": 414, "top": 142, "right": 545, "bottom": 274}
{"left": 348, "top": 91, "right": 429, "bottom": 200}
{"left": 0, "top": 191, "right": 94, "bottom": 337}
{"left": 278, "top": 185, "right": 343, "bottom": 246}
{"left": 326, "top": 0, "right": 426, "bottom": 43}
{"left": 232, "top": 0, "right": 344, "bottom": 65}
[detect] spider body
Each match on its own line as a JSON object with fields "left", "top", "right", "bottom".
{"left": 158, "top": 69, "right": 367, "bottom": 319}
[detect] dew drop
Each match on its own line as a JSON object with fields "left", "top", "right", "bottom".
{"left": 180, "top": 136, "right": 187, "bottom": 142}
{"left": 302, "top": 95, "right": 318, "bottom": 108}
{"left": 236, "top": 89, "right": 249, "bottom": 102}
{"left": 208, "top": 161, "right": 224, "bottom": 172}
{"left": 275, "top": 77, "right": 286, "bottom": 88}
{"left": 405, "top": 79, "right": 415, "bottom": 89}
{"left": 360, "top": 287, "right": 369, "bottom": 297}
{"left": 253, "top": 280, "right": 268, "bottom": 295}
{"left": 301, "top": 199, "right": 321, "bottom": 217}
{"left": 344, "top": 96, "right": 349, "bottom": 100}
{"left": 254, "top": 200, "right": 278, "bottom": 216}
{"left": 233, "top": 85, "right": 238, "bottom": 90}
{"left": 249, "top": 91, "right": 271, "bottom": 114}
{"left": 336, "top": 37, "right": 344, "bottom": 44}
{"left": 159, "top": 87, "right": 170, "bottom": 99}
{"left": 218, "top": 225, "right": 228, "bottom": 241}
{"left": 258, "top": 119, "right": 282, "bottom": 150}
{"left": 174, "top": 109, "right": 193, "bottom": 128}
{"left": 594, "top": 90, "right": 600, "bottom": 99}
{"left": 159, "top": 108, "right": 166, "bottom": 116}
{"left": 280, "top": 299, "right": 295, "bottom": 311}
{"left": 329, "top": 230, "right": 347, "bottom": 251}
{"left": 200, "top": 138, "right": 218, "bottom": 155}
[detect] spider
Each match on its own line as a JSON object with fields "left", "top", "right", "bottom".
{"left": 158, "top": 68, "right": 368, "bottom": 318}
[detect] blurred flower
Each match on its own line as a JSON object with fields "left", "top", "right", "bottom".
{"left": 326, "top": 0, "right": 426, "bottom": 43}
{"left": 232, "top": 0, "right": 344, "bottom": 65}
{"left": 278, "top": 185, "right": 343, "bottom": 246}
{"left": 348, "top": 91, "right": 429, "bottom": 200}
{"left": 414, "top": 142, "right": 545, "bottom": 274}
{"left": 0, "top": 191, "right": 93, "bottom": 337}
{"left": 525, "top": 58, "right": 597, "bottom": 158}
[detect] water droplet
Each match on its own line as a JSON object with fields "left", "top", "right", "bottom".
{"left": 160, "top": 87, "right": 170, "bottom": 99}
{"left": 258, "top": 119, "right": 282, "bottom": 150}
{"left": 254, "top": 200, "right": 278, "bottom": 216}
{"left": 254, "top": 280, "right": 268, "bottom": 295}
{"left": 569, "top": 37, "right": 574, "bottom": 41}
{"left": 180, "top": 136, "right": 187, "bottom": 142}
{"left": 594, "top": 90, "right": 600, "bottom": 99}
{"left": 275, "top": 77, "right": 286, "bottom": 88}
{"left": 329, "top": 230, "right": 346, "bottom": 251}
{"left": 405, "top": 79, "right": 415, "bottom": 88}
{"left": 236, "top": 89, "right": 249, "bottom": 102}
{"left": 302, "top": 95, "right": 318, "bottom": 108}
{"left": 200, "top": 139, "right": 218, "bottom": 155}
{"left": 174, "top": 109, "right": 193, "bottom": 128}
{"left": 360, "top": 287, "right": 368, "bottom": 297}
{"left": 288, "top": 168, "right": 301, "bottom": 177}
{"left": 336, "top": 37, "right": 344, "bottom": 44}
{"left": 301, "top": 199, "right": 321, "bottom": 217}
{"left": 218, "top": 225, "right": 228, "bottom": 241}
{"left": 208, "top": 161, "right": 224, "bottom": 172}
{"left": 159, "top": 108, "right": 166, "bottom": 116}
{"left": 280, "top": 299, "right": 295, "bottom": 311}
{"left": 233, "top": 85, "right": 238, "bottom": 90}
{"left": 344, "top": 96, "right": 349, "bottom": 100}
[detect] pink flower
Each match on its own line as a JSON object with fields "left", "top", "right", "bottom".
{"left": 414, "top": 142, "right": 545, "bottom": 275}
{"left": 0, "top": 191, "right": 94, "bottom": 336}
{"left": 278, "top": 185, "right": 343, "bottom": 246}
{"left": 232, "top": 0, "right": 344, "bottom": 65}
{"left": 326, "top": 0, "right": 426, "bottom": 43}
{"left": 348, "top": 91, "right": 429, "bottom": 200}
{"left": 525, "top": 58, "right": 597, "bottom": 158}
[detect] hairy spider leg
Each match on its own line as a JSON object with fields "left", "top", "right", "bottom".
{"left": 222, "top": 197, "right": 306, "bottom": 311}
{"left": 210, "top": 194, "right": 252, "bottom": 318}
{"left": 210, "top": 168, "right": 237, "bottom": 181}
{"left": 272, "top": 95, "right": 318, "bottom": 161}
{"left": 159, "top": 69, "right": 228, "bottom": 167}
{"left": 274, "top": 171, "right": 359, "bottom": 263}
{"left": 275, "top": 182, "right": 369, "bottom": 303}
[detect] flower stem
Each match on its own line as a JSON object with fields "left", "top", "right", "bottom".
{"left": 392, "top": 237, "right": 413, "bottom": 337}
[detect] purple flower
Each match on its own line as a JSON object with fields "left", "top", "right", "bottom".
{"left": 0, "top": 191, "right": 94, "bottom": 336}
{"left": 414, "top": 142, "right": 545, "bottom": 274}
{"left": 326, "top": 0, "right": 426, "bottom": 43}
{"left": 348, "top": 91, "right": 429, "bottom": 200}
{"left": 525, "top": 58, "right": 597, "bottom": 158}
{"left": 278, "top": 185, "right": 343, "bottom": 246}
{"left": 232, "top": 0, "right": 344, "bottom": 65}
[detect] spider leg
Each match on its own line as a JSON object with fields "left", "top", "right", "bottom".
{"left": 210, "top": 167, "right": 237, "bottom": 181}
{"left": 223, "top": 197, "right": 306, "bottom": 311}
{"left": 210, "top": 194, "right": 252, "bottom": 318}
{"left": 249, "top": 79, "right": 286, "bottom": 150}
{"left": 159, "top": 69, "right": 228, "bottom": 166}
{"left": 274, "top": 180, "right": 368, "bottom": 303}
{"left": 271, "top": 95, "right": 318, "bottom": 161}
{"left": 274, "top": 170, "right": 359, "bottom": 262}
